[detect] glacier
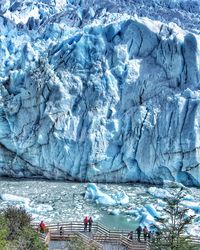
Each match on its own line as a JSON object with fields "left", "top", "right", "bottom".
{"left": 0, "top": 0, "right": 200, "bottom": 186}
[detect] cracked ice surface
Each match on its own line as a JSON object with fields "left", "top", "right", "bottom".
{"left": 0, "top": 1, "right": 200, "bottom": 186}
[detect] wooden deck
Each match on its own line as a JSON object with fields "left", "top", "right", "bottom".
{"left": 34, "top": 221, "right": 200, "bottom": 250}
{"left": 34, "top": 221, "right": 149, "bottom": 250}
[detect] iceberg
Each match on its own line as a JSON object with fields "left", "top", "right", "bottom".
{"left": 144, "top": 204, "right": 160, "bottom": 219}
{"left": 84, "top": 183, "right": 129, "bottom": 206}
{"left": 135, "top": 206, "right": 157, "bottom": 228}
{"left": 112, "top": 191, "right": 129, "bottom": 205}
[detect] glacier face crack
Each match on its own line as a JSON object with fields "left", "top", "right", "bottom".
{"left": 0, "top": 2, "right": 200, "bottom": 186}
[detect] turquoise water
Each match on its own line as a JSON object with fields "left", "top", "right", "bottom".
{"left": 99, "top": 212, "right": 138, "bottom": 230}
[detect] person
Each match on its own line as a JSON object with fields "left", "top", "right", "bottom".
{"left": 127, "top": 231, "right": 133, "bottom": 240}
{"left": 147, "top": 230, "right": 152, "bottom": 240}
{"left": 60, "top": 226, "right": 64, "bottom": 236}
{"left": 88, "top": 216, "right": 93, "bottom": 232}
{"left": 143, "top": 226, "right": 148, "bottom": 241}
{"left": 39, "top": 220, "right": 46, "bottom": 233}
{"left": 84, "top": 216, "right": 88, "bottom": 231}
{"left": 136, "top": 225, "right": 142, "bottom": 242}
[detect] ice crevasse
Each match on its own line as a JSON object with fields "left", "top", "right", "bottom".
{"left": 0, "top": 11, "right": 200, "bottom": 186}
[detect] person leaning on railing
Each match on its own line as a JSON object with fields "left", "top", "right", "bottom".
{"left": 136, "top": 226, "right": 142, "bottom": 242}
{"left": 143, "top": 226, "right": 148, "bottom": 241}
{"left": 88, "top": 217, "right": 93, "bottom": 232}
{"left": 84, "top": 216, "right": 89, "bottom": 231}
{"left": 127, "top": 231, "right": 133, "bottom": 240}
{"left": 60, "top": 226, "right": 64, "bottom": 236}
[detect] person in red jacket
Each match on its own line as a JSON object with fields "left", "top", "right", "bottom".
{"left": 84, "top": 216, "right": 88, "bottom": 231}
{"left": 39, "top": 220, "right": 46, "bottom": 233}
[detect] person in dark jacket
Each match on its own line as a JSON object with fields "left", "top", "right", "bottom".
{"left": 88, "top": 217, "right": 93, "bottom": 232}
{"left": 128, "top": 231, "right": 133, "bottom": 240}
{"left": 60, "top": 226, "right": 64, "bottom": 236}
{"left": 136, "top": 225, "right": 142, "bottom": 242}
{"left": 143, "top": 226, "right": 148, "bottom": 241}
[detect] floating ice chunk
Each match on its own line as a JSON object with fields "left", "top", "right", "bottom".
{"left": 182, "top": 194, "right": 195, "bottom": 201}
{"left": 29, "top": 204, "right": 54, "bottom": 213}
{"left": 124, "top": 209, "right": 138, "bottom": 216}
{"left": 112, "top": 191, "right": 129, "bottom": 205}
{"left": 144, "top": 204, "right": 159, "bottom": 218}
{"left": 148, "top": 187, "right": 173, "bottom": 199}
{"left": 134, "top": 204, "right": 161, "bottom": 229}
{"left": 109, "top": 208, "right": 120, "bottom": 215}
{"left": 157, "top": 199, "right": 166, "bottom": 208}
{"left": 181, "top": 200, "right": 200, "bottom": 213}
{"left": 187, "top": 224, "right": 200, "bottom": 237}
{"left": 163, "top": 180, "right": 188, "bottom": 189}
{"left": 1, "top": 193, "right": 30, "bottom": 204}
{"left": 85, "top": 183, "right": 99, "bottom": 200}
{"left": 95, "top": 194, "right": 116, "bottom": 206}
{"left": 186, "top": 209, "right": 196, "bottom": 217}
{"left": 85, "top": 183, "right": 129, "bottom": 206}
{"left": 137, "top": 208, "right": 156, "bottom": 228}
{"left": 85, "top": 183, "right": 116, "bottom": 205}
{"left": 0, "top": 194, "right": 54, "bottom": 215}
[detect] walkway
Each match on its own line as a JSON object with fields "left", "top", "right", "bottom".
{"left": 48, "top": 241, "right": 127, "bottom": 250}
{"left": 35, "top": 221, "right": 150, "bottom": 250}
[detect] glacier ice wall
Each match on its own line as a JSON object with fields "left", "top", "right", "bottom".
{"left": 0, "top": 1, "right": 200, "bottom": 186}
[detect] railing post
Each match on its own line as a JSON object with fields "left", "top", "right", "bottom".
{"left": 71, "top": 222, "right": 72, "bottom": 232}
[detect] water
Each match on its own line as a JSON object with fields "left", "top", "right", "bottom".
{"left": 0, "top": 178, "right": 200, "bottom": 232}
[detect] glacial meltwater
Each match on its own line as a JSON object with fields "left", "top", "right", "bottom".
{"left": 0, "top": 178, "right": 200, "bottom": 234}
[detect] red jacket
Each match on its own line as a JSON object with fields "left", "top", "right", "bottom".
{"left": 84, "top": 217, "right": 88, "bottom": 224}
{"left": 39, "top": 222, "right": 46, "bottom": 230}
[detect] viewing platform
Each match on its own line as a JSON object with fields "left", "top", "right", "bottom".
{"left": 34, "top": 221, "right": 150, "bottom": 250}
